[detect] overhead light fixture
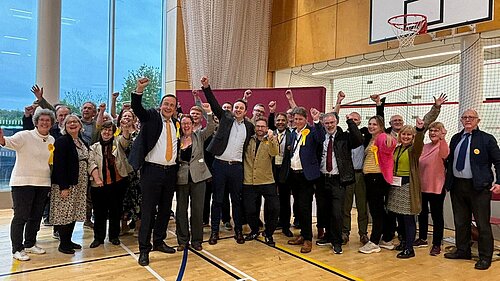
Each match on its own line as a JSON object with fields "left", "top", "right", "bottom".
{"left": 312, "top": 50, "right": 460, "bottom": 76}
{"left": 1, "top": 51, "right": 21, "bottom": 56}
{"left": 4, "top": 35, "right": 28, "bottom": 41}
{"left": 9, "top": 8, "right": 32, "bottom": 14}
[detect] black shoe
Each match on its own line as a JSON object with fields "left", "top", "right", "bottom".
{"left": 235, "top": 231, "right": 245, "bottom": 244}
{"left": 89, "top": 240, "right": 102, "bottom": 248}
{"left": 282, "top": 228, "right": 293, "bottom": 237}
{"left": 58, "top": 246, "right": 75, "bottom": 254}
{"left": 138, "top": 252, "right": 149, "bottom": 266}
{"left": 245, "top": 232, "right": 259, "bottom": 241}
{"left": 395, "top": 242, "right": 406, "bottom": 251}
{"left": 153, "top": 242, "right": 176, "bottom": 254}
{"left": 70, "top": 242, "right": 82, "bottom": 249}
{"left": 397, "top": 249, "right": 415, "bottom": 259}
{"left": 110, "top": 238, "right": 121, "bottom": 245}
{"left": 265, "top": 236, "right": 275, "bottom": 246}
{"left": 208, "top": 232, "right": 219, "bottom": 245}
{"left": 474, "top": 259, "right": 491, "bottom": 270}
{"left": 333, "top": 244, "right": 343, "bottom": 254}
{"left": 444, "top": 251, "right": 472, "bottom": 260}
{"left": 315, "top": 238, "right": 330, "bottom": 246}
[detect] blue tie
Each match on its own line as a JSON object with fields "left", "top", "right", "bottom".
{"left": 456, "top": 133, "right": 471, "bottom": 171}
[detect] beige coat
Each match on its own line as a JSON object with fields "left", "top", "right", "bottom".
{"left": 177, "top": 114, "right": 216, "bottom": 185}
{"left": 243, "top": 135, "right": 279, "bottom": 185}
{"left": 88, "top": 135, "right": 132, "bottom": 187}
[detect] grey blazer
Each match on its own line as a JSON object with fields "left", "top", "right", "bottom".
{"left": 177, "top": 114, "right": 216, "bottom": 185}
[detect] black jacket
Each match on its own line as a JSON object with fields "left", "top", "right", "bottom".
{"left": 445, "top": 128, "right": 500, "bottom": 191}
{"left": 51, "top": 134, "right": 82, "bottom": 190}
{"left": 128, "top": 93, "right": 179, "bottom": 170}
{"left": 202, "top": 86, "right": 254, "bottom": 157}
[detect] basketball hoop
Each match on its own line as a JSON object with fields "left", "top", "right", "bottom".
{"left": 388, "top": 14, "right": 427, "bottom": 49}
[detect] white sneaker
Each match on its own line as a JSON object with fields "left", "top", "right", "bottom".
{"left": 13, "top": 250, "right": 30, "bottom": 261}
{"left": 24, "top": 245, "right": 46, "bottom": 255}
{"left": 379, "top": 240, "right": 395, "bottom": 250}
{"left": 359, "top": 241, "right": 381, "bottom": 254}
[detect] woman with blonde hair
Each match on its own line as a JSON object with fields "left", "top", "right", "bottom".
{"left": 387, "top": 118, "right": 425, "bottom": 258}
{"left": 416, "top": 121, "right": 449, "bottom": 255}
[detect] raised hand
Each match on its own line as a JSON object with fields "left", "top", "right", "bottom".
{"left": 285, "top": 89, "right": 293, "bottom": 100}
{"left": 370, "top": 94, "right": 381, "bottom": 104}
{"left": 337, "top": 91, "right": 345, "bottom": 103}
{"left": 136, "top": 77, "right": 149, "bottom": 93}
{"left": 201, "top": 102, "right": 212, "bottom": 113}
{"left": 201, "top": 76, "right": 209, "bottom": 88}
{"left": 192, "top": 89, "right": 199, "bottom": 97}
{"left": 31, "top": 84, "right": 43, "bottom": 101}
{"left": 416, "top": 117, "right": 424, "bottom": 129}
{"left": 24, "top": 105, "right": 35, "bottom": 117}
{"left": 433, "top": 93, "right": 448, "bottom": 106}
{"left": 310, "top": 108, "right": 321, "bottom": 121}
{"left": 243, "top": 90, "right": 252, "bottom": 100}
{"left": 112, "top": 92, "right": 119, "bottom": 100}
{"left": 99, "top": 103, "right": 106, "bottom": 113}
{"left": 346, "top": 113, "right": 355, "bottom": 120}
{"left": 268, "top": 100, "right": 276, "bottom": 113}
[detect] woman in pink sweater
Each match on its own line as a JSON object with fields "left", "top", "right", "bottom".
{"left": 417, "top": 122, "right": 449, "bottom": 256}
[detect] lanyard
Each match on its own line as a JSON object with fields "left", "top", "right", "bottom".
{"left": 394, "top": 145, "right": 410, "bottom": 175}
{"left": 277, "top": 131, "right": 285, "bottom": 154}
{"left": 292, "top": 134, "right": 302, "bottom": 155}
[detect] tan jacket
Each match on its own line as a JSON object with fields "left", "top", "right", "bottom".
{"left": 177, "top": 114, "right": 216, "bottom": 185}
{"left": 88, "top": 135, "right": 132, "bottom": 187}
{"left": 243, "top": 135, "right": 279, "bottom": 185}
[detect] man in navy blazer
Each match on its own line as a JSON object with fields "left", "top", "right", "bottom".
{"left": 201, "top": 77, "right": 254, "bottom": 245}
{"left": 279, "top": 106, "right": 324, "bottom": 253}
{"left": 444, "top": 109, "right": 500, "bottom": 270}
{"left": 129, "top": 78, "right": 180, "bottom": 266}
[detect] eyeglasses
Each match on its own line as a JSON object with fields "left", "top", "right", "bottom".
{"left": 461, "top": 116, "right": 478, "bottom": 120}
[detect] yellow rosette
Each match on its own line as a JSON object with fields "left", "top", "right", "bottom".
{"left": 370, "top": 145, "right": 379, "bottom": 165}
{"left": 300, "top": 129, "right": 310, "bottom": 146}
{"left": 48, "top": 143, "right": 55, "bottom": 165}
{"left": 114, "top": 128, "right": 121, "bottom": 137}
{"left": 176, "top": 122, "right": 180, "bottom": 139}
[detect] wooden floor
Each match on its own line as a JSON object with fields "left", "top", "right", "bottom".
{"left": 0, "top": 209, "right": 499, "bottom": 281}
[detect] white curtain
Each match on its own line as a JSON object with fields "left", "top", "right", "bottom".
{"left": 182, "top": 0, "right": 272, "bottom": 89}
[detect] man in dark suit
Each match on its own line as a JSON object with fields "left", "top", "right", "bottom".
{"left": 444, "top": 109, "right": 500, "bottom": 270}
{"left": 201, "top": 77, "right": 255, "bottom": 245}
{"left": 280, "top": 106, "right": 324, "bottom": 253}
{"left": 129, "top": 77, "right": 179, "bottom": 266}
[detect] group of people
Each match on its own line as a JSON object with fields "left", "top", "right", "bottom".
{"left": 1, "top": 77, "right": 499, "bottom": 271}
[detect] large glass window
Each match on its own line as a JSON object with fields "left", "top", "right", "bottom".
{"left": 59, "top": 0, "right": 109, "bottom": 114}
{"left": 0, "top": 1, "right": 38, "bottom": 190}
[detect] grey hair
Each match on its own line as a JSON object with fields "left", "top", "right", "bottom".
{"left": 32, "top": 107, "right": 55, "bottom": 126}
{"left": 323, "top": 112, "right": 339, "bottom": 123}
{"left": 60, "top": 114, "right": 84, "bottom": 135}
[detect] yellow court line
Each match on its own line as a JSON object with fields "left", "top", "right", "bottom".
{"left": 263, "top": 238, "right": 364, "bottom": 281}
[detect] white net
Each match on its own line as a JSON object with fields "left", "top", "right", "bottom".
{"left": 388, "top": 14, "right": 427, "bottom": 49}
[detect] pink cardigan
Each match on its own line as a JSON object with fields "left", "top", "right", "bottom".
{"left": 374, "top": 133, "right": 397, "bottom": 184}
{"left": 419, "top": 140, "right": 449, "bottom": 194}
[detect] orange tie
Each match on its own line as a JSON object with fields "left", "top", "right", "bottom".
{"left": 165, "top": 120, "right": 173, "bottom": 161}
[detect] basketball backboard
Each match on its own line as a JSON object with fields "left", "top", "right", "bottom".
{"left": 370, "top": 0, "right": 493, "bottom": 44}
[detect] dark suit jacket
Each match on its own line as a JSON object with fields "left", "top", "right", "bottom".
{"left": 51, "top": 134, "right": 83, "bottom": 190}
{"left": 280, "top": 122, "right": 325, "bottom": 182}
{"left": 128, "top": 93, "right": 179, "bottom": 170}
{"left": 202, "top": 86, "right": 254, "bottom": 158}
{"left": 444, "top": 128, "right": 500, "bottom": 191}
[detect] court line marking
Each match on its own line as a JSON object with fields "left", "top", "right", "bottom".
{"left": 256, "top": 238, "right": 363, "bottom": 281}
{"left": 120, "top": 243, "right": 165, "bottom": 281}
{"left": 188, "top": 247, "right": 242, "bottom": 280}
{"left": 200, "top": 249, "right": 257, "bottom": 281}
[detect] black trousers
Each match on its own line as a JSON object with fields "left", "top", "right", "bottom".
{"left": 58, "top": 221, "right": 76, "bottom": 250}
{"left": 450, "top": 178, "right": 493, "bottom": 261}
{"left": 274, "top": 165, "right": 292, "bottom": 229}
{"left": 365, "top": 173, "right": 394, "bottom": 244}
{"left": 418, "top": 191, "right": 446, "bottom": 246}
{"left": 138, "top": 164, "right": 176, "bottom": 253}
{"left": 289, "top": 171, "right": 315, "bottom": 241}
{"left": 242, "top": 184, "right": 280, "bottom": 236}
{"left": 10, "top": 186, "right": 50, "bottom": 253}
{"left": 316, "top": 174, "right": 346, "bottom": 245}
{"left": 91, "top": 178, "right": 127, "bottom": 242}
{"left": 396, "top": 214, "right": 416, "bottom": 251}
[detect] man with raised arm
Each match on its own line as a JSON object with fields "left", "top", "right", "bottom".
{"left": 201, "top": 76, "right": 254, "bottom": 245}
{"left": 129, "top": 77, "right": 179, "bottom": 266}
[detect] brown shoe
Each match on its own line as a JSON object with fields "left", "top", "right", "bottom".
{"left": 235, "top": 231, "right": 245, "bottom": 244}
{"left": 359, "top": 234, "right": 369, "bottom": 245}
{"left": 177, "top": 244, "right": 186, "bottom": 252}
{"left": 317, "top": 228, "right": 325, "bottom": 240}
{"left": 287, "top": 235, "right": 305, "bottom": 245}
{"left": 208, "top": 232, "right": 219, "bottom": 245}
{"left": 301, "top": 240, "right": 312, "bottom": 253}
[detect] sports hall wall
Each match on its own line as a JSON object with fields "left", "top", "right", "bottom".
{"left": 268, "top": 0, "right": 500, "bottom": 71}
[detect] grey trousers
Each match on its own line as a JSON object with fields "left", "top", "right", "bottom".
{"left": 176, "top": 181, "right": 206, "bottom": 246}
{"left": 342, "top": 171, "right": 368, "bottom": 236}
